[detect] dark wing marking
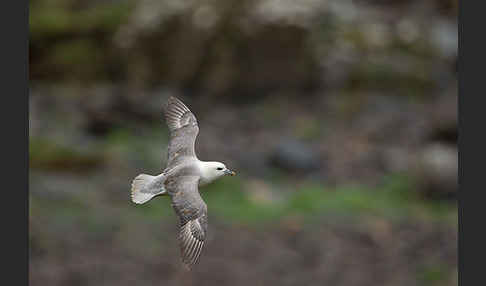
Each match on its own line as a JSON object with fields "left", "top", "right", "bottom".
{"left": 165, "top": 175, "right": 207, "bottom": 269}
{"left": 163, "top": 97, "right": 199, "bottom": 167}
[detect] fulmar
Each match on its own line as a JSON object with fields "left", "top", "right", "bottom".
{"left": 130, "top": 96, "right": 236, "bottom": 269}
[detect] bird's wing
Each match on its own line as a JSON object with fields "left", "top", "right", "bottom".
{"left": 163, "top": 97, "right": 199, "bottom": 167}
{"left": 165, "top": 175, "right": 207, "bottom": 269}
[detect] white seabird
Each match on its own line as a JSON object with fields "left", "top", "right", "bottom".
{"left": 130, "top": 96, "right": 236, "bottom": 269}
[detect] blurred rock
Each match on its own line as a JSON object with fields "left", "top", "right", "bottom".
{"left": 112, "top": 0, "right": 321, "bottom": 94}
{"left": 430, "top": 19, "right": 458, "bottom": 59}
{"left": 416, "top": 143, "right": 457, "bottom": 199}
{"left": 396, "top": 19, "right": 420, "bottom": 44}
{"left": 269, "top": 139, "right": 321, "bottom": 173}
{"left": 382, "top": 147, "right": 411, "bottom": 173}
{"left": 352, "top": 95, "right": 428, "bottom": 146}
{"left": 30, "top": 0, "right": 457, "bottom": 102}
{"left": 427, "top": 95, "right": 457, "bottom": 144}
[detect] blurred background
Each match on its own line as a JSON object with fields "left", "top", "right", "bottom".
{"left": 29, "top": 0, "right": 457, "bottom": 285}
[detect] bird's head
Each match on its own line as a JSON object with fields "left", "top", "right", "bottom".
{"left": 201, "top": 161, "right": 236, "bottom": 182}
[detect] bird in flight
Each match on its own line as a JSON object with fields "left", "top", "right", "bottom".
{"left": 130, "top": 96, "right": 236, "bottom": 269}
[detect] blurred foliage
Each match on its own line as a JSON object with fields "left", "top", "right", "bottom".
{"left": 29, "top": 0, "right": 133, "bottom": 37}
{"left": 202, "top": 174, "right": 456, "bottom": 225}
{"left": 29, "top": 0, "right": 134, "bottom": 80}
{"left": 29, "top": 138, "right": 105, "bottom": 171}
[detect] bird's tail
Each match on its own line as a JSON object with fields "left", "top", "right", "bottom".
{"left": 130, "top": 174, "right": 166, "bottom": 204}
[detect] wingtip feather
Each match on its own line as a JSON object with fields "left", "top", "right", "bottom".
{"left": 179, "top": 220, "right": 205, "bottom": 269}
{"left": 163, "top": 96, "right": 196, "bottom": 131}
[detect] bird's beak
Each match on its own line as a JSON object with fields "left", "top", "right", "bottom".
{"left": 225, "top": 169, "right": 236, "bottom": 176}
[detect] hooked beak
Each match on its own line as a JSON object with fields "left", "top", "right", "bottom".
{"left": 224, "top": 169, "right": 236, "bottom": 176}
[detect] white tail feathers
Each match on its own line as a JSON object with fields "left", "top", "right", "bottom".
{"left": 131, "top": 174, "right": 166, "bottom": 204}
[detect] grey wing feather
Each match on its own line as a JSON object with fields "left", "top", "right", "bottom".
{"left": 165, "top": 175, "right": 207, "bottom": 269}
{"left": 163, "top": 97, "right": 199, "bottom": 167}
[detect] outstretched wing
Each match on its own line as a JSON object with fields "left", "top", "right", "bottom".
{"left": 163, "top": 96, "right": 199, "bottom": 167}
{"left": 165, "top": 175, "right": 207, "bottom": 269}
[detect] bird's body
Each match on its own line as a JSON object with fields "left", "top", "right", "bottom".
{"left": 130, "top": 96, "right": 235, "bottom": 269}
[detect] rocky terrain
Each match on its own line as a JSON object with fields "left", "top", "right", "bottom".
{"left": 29, "top": 0, "right": 457, "bottom": 285}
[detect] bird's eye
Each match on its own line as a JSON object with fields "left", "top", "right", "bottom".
{"left": 217, "top": 167, "right": 223, "bottom": 170}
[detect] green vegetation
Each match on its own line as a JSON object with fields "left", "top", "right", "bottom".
{"left": 202, "top": 173, "right": 456, "bottom": 225}
{"left": 30, "top": 124, "right": 456, "bottom": 228}
{"left": 30, "top": 0, "right": 134, "bottom": 80}
{"left": 417, "top": 263, "right": 453, "bottom": 286}
{"left": 29, "top": 138, "right": 105, "bottom": 171}
{"left": 29, "top": 170, "right": 456, "bottom": 237}
{"left": 29, "top": 0, "right": 134, "bottom": 38}
{"left": 348, "top": 60, "right": 436, "bottom": 97}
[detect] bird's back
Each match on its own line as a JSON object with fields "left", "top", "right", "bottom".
{"left": 163, "top": 159, "right": 201, "bottom": 191}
